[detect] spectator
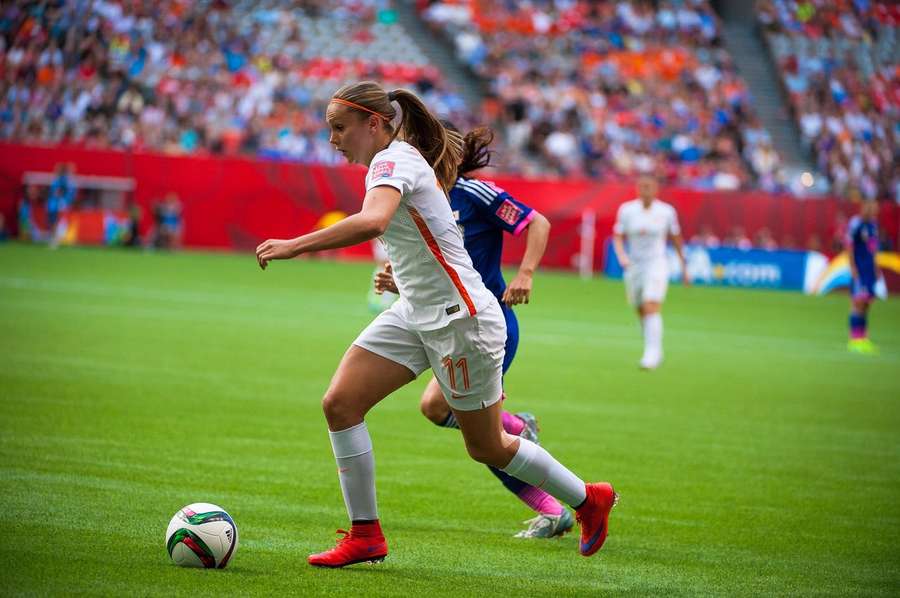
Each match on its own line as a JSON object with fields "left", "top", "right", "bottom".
{"left": 47, "top": 163, "right": 76, "bottom": 247}
{"left": 690, "top": 226, "right": 721, "bottom": 248}
{"left": 18, "top": 185, "right": 41, "bottom": 242}
{"left": 725, "top": 226, "right": 753, "bottom": 250}
{"left": 49, "top": 163, "right": 76, "bottom": 205}
{"left": 125, "top": 200, "right": 142, "bottom": 248}
{"left": 754, "top": 227, "right": 779, "bottom": 250}
{"left": 152, "top": 192, "right": 183, "bottom": 249}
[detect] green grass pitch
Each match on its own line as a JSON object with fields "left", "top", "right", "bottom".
{"left": 1, "top": 242, "right": 898, "bottom": 596}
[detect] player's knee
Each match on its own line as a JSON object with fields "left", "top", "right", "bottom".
{"left": 419, "top": 392, "right": 448, "bottom": 425}
{"left": 464, "top": 440, "right": 507, "bottom": 468}
{"left": 321, "top": 388, "right": 359, "bottom": 429}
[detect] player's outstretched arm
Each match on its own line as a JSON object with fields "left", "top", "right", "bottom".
{"left": 256, "top": 186, "right": 402, "bottom": 270}
{"left": 502, "top": 212, "right": 550, "bottom": 306}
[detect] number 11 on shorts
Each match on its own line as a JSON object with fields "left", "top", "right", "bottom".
{"left": 442, "top": 356, "right": 469, "bottom": 391}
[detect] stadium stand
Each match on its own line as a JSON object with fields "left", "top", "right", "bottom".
{"left": 759, "top": 0, "right": 899, "bottom": 201}
{"left": 0, "top": 0, "right": 469, "bottom": 162}
{"left": 1, "top": 0, "right": 896, "bottom": 202}
{"left": 421, "top": 0, "right": 786, "bottom": 191}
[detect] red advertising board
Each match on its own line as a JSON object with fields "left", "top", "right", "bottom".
{"left": 1, "top": 143, "right": 896, "bottom": 270}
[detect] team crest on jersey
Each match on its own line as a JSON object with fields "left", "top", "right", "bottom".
{"left": 371, "top": 161, "right": 395, "bottom": 179}
{"left": 495, "top": 200, "right": 522, "bottom": 225}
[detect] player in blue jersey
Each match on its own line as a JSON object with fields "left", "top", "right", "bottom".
{"left": 846, "top": 201, "right": 881, "bottom": 355}
{"left": 374, "top": 124, "right": 573, "bottom": 538}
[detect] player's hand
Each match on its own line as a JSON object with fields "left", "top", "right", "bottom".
{"left": 502, "top": 271, "right": 533, "bottom": 306}
{"left": 256, "top": 238, "right": 298, "bottom": 270}
{"left": 619, "top": 256, "right": 630, "bottom": 270}
{"left": 374, "top": 262, "right": 398, "bottom": 294}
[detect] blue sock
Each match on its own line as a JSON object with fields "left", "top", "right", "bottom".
{"left": 849, "top": 313, "right": 867, "bottom": 339}
{"left": 438, "top": 413, "right": 529, "bottom": 496}
{"left": 488, "top": 464, "right": 528, "bottom": 494}
{"left": 438, "top": 411, "right": 528, "bottom": 496}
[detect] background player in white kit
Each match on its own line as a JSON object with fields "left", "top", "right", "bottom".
{"left": 255, "top": 81, "right": 616, "bottom": 568}
{"left": 612, "top": 173, "right": 688, "bottom": 370}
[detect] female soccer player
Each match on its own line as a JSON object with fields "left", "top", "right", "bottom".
{"left": 846, "top": 200, "right": 881, "bottom": 354}
{"left": 612, "top": 173, "right": 687, "bottom": 370}
{"left": 374, "top": 124, "right": 572, "bottom": 539}
{"left": 255, "top": 81, "right": 616, "bottom": 567}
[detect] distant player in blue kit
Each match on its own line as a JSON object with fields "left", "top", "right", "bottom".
{"left": 374, "top": 124, "right": 571, "bottom": 538}
{"left": 846, "top": 201, "right": 881, "bottom": 355}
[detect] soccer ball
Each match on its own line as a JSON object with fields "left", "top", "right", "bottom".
{"left": 165, "top": 503, "right": 238, "bottom": 568}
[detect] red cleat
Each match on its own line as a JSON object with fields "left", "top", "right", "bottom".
{"left": 575, "top": 482, "right": 618, "bottom": 556}
{"left": 307, "top": 522, "right": 388, "bottom": 568}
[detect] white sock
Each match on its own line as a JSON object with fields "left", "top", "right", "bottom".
{"left": 502, "top": 437, "right": 587, "bottom": 508}
{"left": 639, "top": 317, "right": 647, "bottom": 358}
{"left": 329, "top": 421, "right": 378, "bottom": 522}
{"left": 642, "top": 313, "right": 663, "bottom": 362}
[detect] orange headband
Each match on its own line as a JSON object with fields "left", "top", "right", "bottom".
{"left": 330, "top": 98, "right": 391, "bottom": 121}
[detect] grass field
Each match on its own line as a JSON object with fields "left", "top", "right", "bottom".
{"left": 1, "top": 242, "right": 898, "bottom": 597}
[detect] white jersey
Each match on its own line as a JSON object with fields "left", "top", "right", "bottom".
{"left": 613, "top": 199, "right": 680, "bottom": 268}
{"left": 366, "top": 140, "right": 494, "bottom": 331}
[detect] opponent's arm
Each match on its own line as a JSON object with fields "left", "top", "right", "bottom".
{"left": 502, "top": 212, "right": 550, "bottom": 306}
{"left": 256, "top": 186, "right": 401, "bottom": 270}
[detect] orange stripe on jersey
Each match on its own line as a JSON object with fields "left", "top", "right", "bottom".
{"left": 406, "top": 206, "right": 477, "bottom": 317}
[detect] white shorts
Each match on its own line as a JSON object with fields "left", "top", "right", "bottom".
{"left": 353, "top": 299, "right": 506, "bottom": 411}
{"left": 625, "top": 264, "right": 669, "bottom": 306}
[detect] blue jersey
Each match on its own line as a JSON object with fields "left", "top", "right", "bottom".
{"left": 449, "top": 177, "right": 535, "bottom": 375}
{"left": 49, "top": 175, "right": 75, "bottom": 211}
{"left": 449, "top": 177, "right": 535, "bottom": 300}
{"left": 847, "top": 216, "right": 878, "bottom": 283}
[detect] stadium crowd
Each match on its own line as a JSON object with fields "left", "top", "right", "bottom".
{"left": 423, "top": 0, "right": 785, "bottom": 191}
{"left": 1, "top": 0, "right": 896, "bottom": 203}
{"left": 759, "top": 0, "right": 899, "bottom": 202}
{"left": 0, "top": 0, "right": 468, "bottom": 162}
